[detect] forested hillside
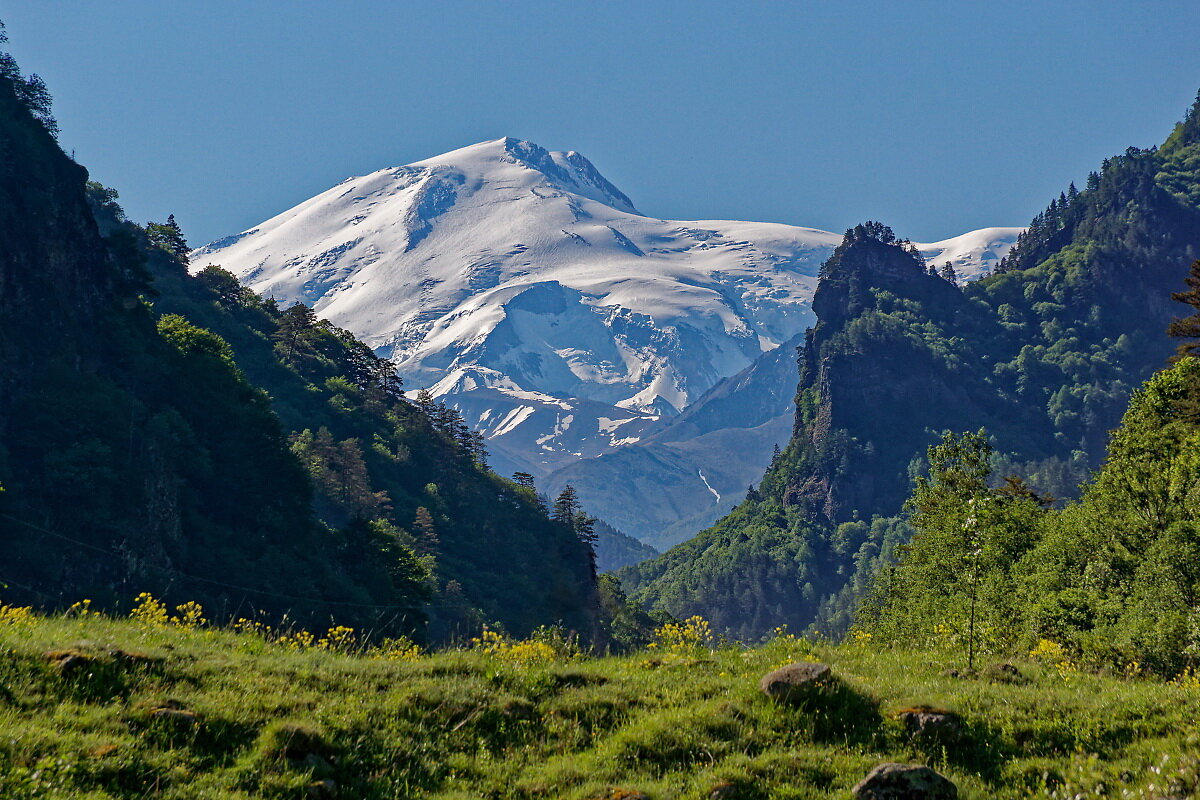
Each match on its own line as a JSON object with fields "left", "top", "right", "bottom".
{"left": 864, "top": 340, "right": 1200, "bottom": 675}
{"left": 623, "top": 94, "right": 1200, "bottom": 640}
{"left": 0, "top": 52, "right": 597, "bottom": 641}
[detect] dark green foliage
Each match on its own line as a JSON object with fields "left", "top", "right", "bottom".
{"left": 621, "top": 492, "right": 833, "bottom": 641}
{"left": 629, "top": 93, "right": 1200, "bottom": 640}
{"left": 594, "top": 573, "right": 658, "bottom": 652}
{"left": 145, "top": 214, "right": 189, "bottom": 260}
{"left": 0, "top": 62, "right": 596, "bottom": 641}
{"left": 592, "top": 518, "right": 658, "bottom": 573}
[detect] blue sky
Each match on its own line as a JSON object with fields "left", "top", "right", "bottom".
{"left": 7, "top": 1, "right": 1200, "bottom": 245}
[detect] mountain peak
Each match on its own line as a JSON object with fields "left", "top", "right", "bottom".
{"left": 412, "top": 137, "right": 639, "bottom": 214}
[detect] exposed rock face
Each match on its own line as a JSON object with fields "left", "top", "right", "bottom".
{"left": 852, "top": 763, "right": 957, "bottom": 800}
{"left": 758, "top": 661, "right": 833, "bottom": 704}
{"left": 785, "top": 228, "right": 972, "bottom": 523}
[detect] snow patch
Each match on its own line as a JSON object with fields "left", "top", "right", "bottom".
{"left": 697, "top": 469, "right": 721, "bottom": 502}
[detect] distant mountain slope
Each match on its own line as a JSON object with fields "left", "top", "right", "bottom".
{"left": 622, "top": 94, "right": 1200, "bottom": 639}
{"left": 194, "top": 137, "right": 1018, "bottom": 544}
{"left": 544, "top": 330, "right": 804, "bottom": 549}
{"left": 593, "top": 518, "right": 659, "bottom": 573}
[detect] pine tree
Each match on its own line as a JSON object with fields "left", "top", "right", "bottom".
{"left": 289, "top": 428, "right": 388, "bottom": 519}
{"left": 146, "top": 214, "right": 190, "bottom": 260}
{"left": 574, "top": 510, "right": 599, "bottom": 576}
{"left": 414, "top": 388, "right": 436, "bottom": 417}
{"left": 1168, "top": 260, "right": 1200, "bottom": 359}
{"left": 412, "top": 506, "right": 439, "bottom": 555}
{"left": 939, "top": 262, "right": 959, "bottom": 286}
{"left": 274, "top": 302, "right": 317, "bottom": 362}
{"left": 552, "top": 485, "right": 581, "bottom": 525}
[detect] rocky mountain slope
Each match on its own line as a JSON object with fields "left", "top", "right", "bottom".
{"left": 194, "top": 137, "right": 1019, "bottom": 546}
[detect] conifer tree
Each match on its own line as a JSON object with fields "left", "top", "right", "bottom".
{"left": 146, "top": 214, "right": 190, "bottom": 260}
{"left": 275, "top": 302, "right": 317, "bottom": 361}
{"left": 414, "top": 388, "right": 436, "bottom": 417}
{"left": 939, "top": 262, "right": 959, "bottom": 285}
{"left": 552, "top": 485, "right": 581, "bottom": 525}
{"left": 412, "top": 506, "right": 439, "bottom": 555}
{"left": 1167, "top": 260, "right": 1200, "bottom": 359}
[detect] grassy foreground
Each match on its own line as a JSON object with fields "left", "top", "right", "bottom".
{"left": 1, "top": 607, "right": 1200, "bottom": 799}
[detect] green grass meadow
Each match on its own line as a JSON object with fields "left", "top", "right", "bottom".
{"left": 1, "top": 607, "right": 1199, "bottom": 799}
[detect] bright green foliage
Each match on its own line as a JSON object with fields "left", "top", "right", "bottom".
{"left": 861, "top": 358, "right": 1200, "bottom": 675}
{"left": 861, "top": 432, "right": 1046, "bottom": 662}
{"left": 5, "top": 610, "right": 1200, "bottom": 798}
{"left": 1017, "top": 357, "right": 1200, "bottom": 673}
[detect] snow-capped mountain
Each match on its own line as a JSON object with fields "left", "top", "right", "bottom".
{"left": 193, "top": 137, "right": 1021, "bottom": 525}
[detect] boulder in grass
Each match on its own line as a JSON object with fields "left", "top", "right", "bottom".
{"left": 894, "top": 707, "right": 963, "bottom": 744}
{"left": 852, "top": 763, "right": 957, "bottom": 800}
{"left": 758, "top": 662, "right": 833, "bottom": 705}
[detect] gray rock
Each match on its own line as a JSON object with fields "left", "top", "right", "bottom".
{"left": 896, "top": 708, "right": 962, "bottom": 744}
{"left": 852, "top": 763, "right": 957, "bottom": 800}
{"left": 758, "top": 661, "right": 833, "bottom": 704}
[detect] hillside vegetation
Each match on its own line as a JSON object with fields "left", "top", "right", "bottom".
{"left": 0, "top": 42, "right": 596, "bottom": 641}
{"left": 623, "top": 93, "right": 1200, "bottom": 640}
{"left": 3, "top": 604, "right": 1200, "bottom": 799}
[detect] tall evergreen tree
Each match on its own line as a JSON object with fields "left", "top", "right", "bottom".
{"left": 1167, "top": 260, "right": 1200, "bottom": 359}
{"left": 274, "top": 302, "right": 317, "bottom": 361}
{"left": 146, "top": 214, "right": 190, "bottom": 260}
{"left": 413, "top": 506, "right": 439, "bottom": 556}
{"left": 939, "top": 262, "right": 959, "bottom": 285}
{"left": 552, "top": 485, "right": 582, "bottom": 525}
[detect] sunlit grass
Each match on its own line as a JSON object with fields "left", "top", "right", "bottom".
{"left": 1, "top": 601, "right": 1199, "bottom": 798}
